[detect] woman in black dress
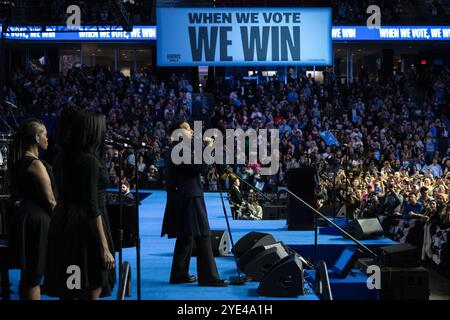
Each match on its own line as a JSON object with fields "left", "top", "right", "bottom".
{"left": 45, "top": 110, "right": 115, "bottom": 299}
{"left": 8, "top": 119, "right": 57, "bottom": 300}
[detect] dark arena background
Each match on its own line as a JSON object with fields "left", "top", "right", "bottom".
{"left": 0, "top": 0, "right": 449, "bottom": 309}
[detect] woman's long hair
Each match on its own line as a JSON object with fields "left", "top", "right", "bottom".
{"left": 61, "top": 109, "right": 106, "bottom": 204}
{"left": 64, "top": 109, "right": 106, "bottom": 162}
{"left": 55, "top": 106, "right": 81, "bottom": 151}
{"left": 52, "top": 106, "right": 82, "bottom": 199}
{"left": 8, "top": 118, "right": 45, "bottom": 195}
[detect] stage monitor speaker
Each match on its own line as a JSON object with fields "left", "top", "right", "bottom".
{"left": 286, "top": 167, "right": 316, "bottom": 230}
{"left": 258, "top": 254, "right": 304, "bottom": 297}
{"left": 380, "top": 243, "right": 419, "bottom": 268}
{"left": 192, "top": 230, "right": 229, "bottom": 257}
{"left": 238, "top": 242, "right": 289, "bottom": 281}
{"left": 232, "top": 232, "right": 277, "bottom": 259}
{"left": 343, "top": 218, "right": 384, "bottom": 240}
{"left": 380, "top": 267, "right": 429, "bottom": 300}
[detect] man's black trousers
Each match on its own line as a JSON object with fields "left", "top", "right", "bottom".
{"left": 170, "top": 236, "right": 220, "bottom": 282}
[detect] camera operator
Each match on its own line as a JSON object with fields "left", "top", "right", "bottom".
{"left": 380, "top": 183, "right": 404, "bottom": 229}
{"left": 381, "top": 183, "right": 404, "bottom": 217}
{"left": 360, "top": 185, "right": 382, "bottom": 218}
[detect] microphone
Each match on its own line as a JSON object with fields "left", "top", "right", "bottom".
{"left": 110, "top": 131, "right": 131, "bottom": 143}
{"left": 109, "top": 132, "right": 150, "bottom": 150}
{"left": 105, "top": 138, "right": 132, "bottom": 149}
{"left": 1, "top": 101, "right": 19, "bottom": 109}
{"left": 0, "top": 137, "right": 12, "bottom": 144}
{"left": 203, "top": 136, "right": 215, "bottom": 145}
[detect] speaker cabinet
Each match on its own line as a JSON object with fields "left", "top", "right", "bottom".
{"left": 286, "top": 167, "right": 317, "bottom": 230}
{"left": 380, "top": 267, "right": 429, "bottom": 300}
{"left": 262, "top": 205, "right": 287, "bottom": 220}
{"left": 380, "top": 243, "right": 419, "bottom": 268}
{"left": 232, "top": 232, "right": 277, "bottom": 258}
{"left": 343, "top": 218, "right": 384, "bottom": 240}
{"left": 192, "top": 230, "right": 229, "bottom": 257}
{"left": 107, "top": 203, "right": 138, "bottom": 249}
{"left": 238, "top": 242, "right": 289, "bottom": 280}
{"left": 258, "top": 254, "right": 304, "bottom": 297}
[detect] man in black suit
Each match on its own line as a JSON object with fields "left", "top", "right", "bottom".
{"left": 229, "top": 178, "right": 244, "bottom": 219}
{"left": 161, "top": 121, "right": 228, "bottom": 287}
{"left": 229, "top": 178, "right": 244, "bottom": 205}
{"left": 121, "top": 182, "right": 134, "bottom": 201}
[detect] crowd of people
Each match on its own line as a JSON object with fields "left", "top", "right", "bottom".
{"left": 2, "top": 53, "right": 450, "bottom": 258}
{"left": 44, "top": 0, "right": 153, "bottom": 24}
{"left": 14, "top": 1, "right": 450, "bottom": 27}
{"left": 333, "top": 0, "right": 450, "bottom": 25}
{"left": 4, "top": 62, "right": 450, "bottom": 186}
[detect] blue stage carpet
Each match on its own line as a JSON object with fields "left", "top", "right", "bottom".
{"left": 8, "top": 191, "right": 395, "bottom": 300}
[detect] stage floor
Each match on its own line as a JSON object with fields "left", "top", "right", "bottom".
{"left": 8, "top": 191, "right": 395, "bottom": 300}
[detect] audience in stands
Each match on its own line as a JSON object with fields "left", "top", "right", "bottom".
{"left": 3, "top": 53, "right": 450, "bottom": 265}
{"left": 45, "top": 0, "right": 153, "bottom": 24}
{"left": 332, "top": 0, "right": 449, "bottom": 25}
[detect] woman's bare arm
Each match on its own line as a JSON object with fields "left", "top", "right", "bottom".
{"left": 28, "top": 160, "right": 56, "bottom": 211}
{"left": 95, "top": 215, "right": 115, "bottom": 270}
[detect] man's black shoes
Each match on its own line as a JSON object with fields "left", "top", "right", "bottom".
{"left": 170, "top": 275, "right": 197, "bottom": 284}
{"left": 170, "top": 276, "right": 229, "bottom": 286}
{"left": 198, "top": 279, "right": 229, "bottom": 287}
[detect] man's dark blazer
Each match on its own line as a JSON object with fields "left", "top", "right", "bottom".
{"left": 229, "top": 185, "right": 244, "bottom": 206}
{"left": 161, "top": 144, "right": 210, "bottom": 238}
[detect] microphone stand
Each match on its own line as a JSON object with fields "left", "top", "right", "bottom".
{"left": 117, "top": 151, "right": 124, "bottom": 285}
{"left": 213, "top": 164, "right": 251, "bottom": 285}
{"left": 106, "top": 139, "right": 132, "bottom": 297}
{"left": 107, "top": 137, "right": 145, "bottom": 300}
{"left": 333, "top": 151, "right": 338, "bottom": 219}
{"left": 133, "top": 146, "right": 142, "bottom": 300}
{"left": 9, "top": 107, "right": 19, "bottom": 130}
{"left": 0, "top": 108, "right": 14, "bottom": 134}
{"left": 109, "top": 133, "right": 152, "bottom": 300}
{"left": 3, "top": 102, "right": 19, "bottom": 129}
{"left": 344, "top": 145, "right": 350, "bottom": 224}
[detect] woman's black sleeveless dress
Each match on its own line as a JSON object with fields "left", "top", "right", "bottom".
{"left": 44, "top": 153, "right": 116, "bottom": 298}
{"left": 8, "top": 156, "right": 55, "bottom": 288}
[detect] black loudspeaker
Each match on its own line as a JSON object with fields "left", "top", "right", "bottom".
{"left": 380, "top": 267, "right": 429, "bottom": 300}
{"left": 239, "top": 243, "right": 289, "bottom": 281}
{"left": 258, "top": 254, "right": 304, "bottom": 297}
{"left": 107, "top": 203, "right": 138, "bottom": 249}
{"left": 232, "top": 232, "right": 277, "bottom": 258}
{"left": 262, "top": 205, "right": 287, "bottom": 220}
{"left": 192, "top": 230, "right": 230, "bottom": 257}
{"left": 343, "top": 218, "right": 384, "bottom": 240}
{"left": 380, "top": 243, "right": 419, "bottom": 268}
{"left": 286, "top": 167, "right": 316, "bottom": 230}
